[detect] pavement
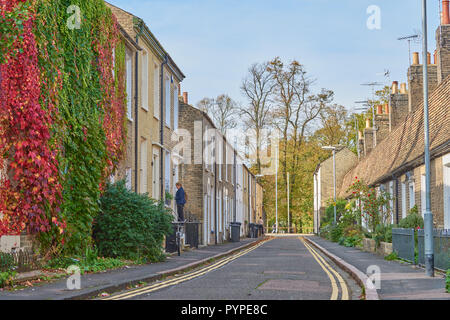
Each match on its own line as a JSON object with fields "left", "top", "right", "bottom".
{"left": 307, "top": 236, "right": 449, "bottom": 300}
{"left": 0, "top": 237, "right": 260, "bottom": 300}
{"left": 103, "top": 236, "right": 361, "bottom": 300}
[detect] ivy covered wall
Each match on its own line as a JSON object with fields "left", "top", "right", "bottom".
{"left": 0, "top": 0, "right": 127, "bottom": 255}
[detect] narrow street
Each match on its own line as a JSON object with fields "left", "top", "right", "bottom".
{"left": 102, "top": 236, "right": 361, "bottom": 300}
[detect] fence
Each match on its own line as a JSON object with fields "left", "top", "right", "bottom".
{"left": 0, "top": 249, "right": 38, "bottom": 273}
{"left": 417, "top": 229, "right": 450, "bottom": 270}
{"left": 392, "top": 228, "right": 415, "bottom": 263}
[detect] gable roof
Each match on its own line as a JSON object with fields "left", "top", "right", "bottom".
{"left": 339, "top": 75, "right": 450, "bottom": 198}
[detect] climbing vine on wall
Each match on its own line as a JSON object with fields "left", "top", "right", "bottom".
{"left": 0, "top": 0, "right": 127, "bottom": 255}
{"left": 0, "top": 0, "right": 63, "bottom": 238}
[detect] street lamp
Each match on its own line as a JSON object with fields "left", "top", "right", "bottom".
{"left": 322, "top": 146, "right": 338, "bottom": 225}
{"left": 421, "top": 0, "right": 434, "bottom": 277}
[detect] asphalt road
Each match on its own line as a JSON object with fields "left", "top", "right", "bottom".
{"left": 102, "top": 236, "right": 361, "bottom": 300}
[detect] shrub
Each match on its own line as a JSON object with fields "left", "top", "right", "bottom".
{"left": 0, "top": 271, "right": 16, "bottom": 288}
{"left": 0, "top": 252, "right": 16, "bottom": 272}
{"left": 398, "top": 209, "right": 424, "bottom": 229}
{"left": 44, "top": 246, "right": 127, "bottom": 274}
{"left": 93, "top": 181, "right": 173, "bottom": 261}
{"left": 322, "top": 199, "right": 347, "bottom": 225}
{"left": 373, "top": 224, "right": 393, "bottom": 246}
{"left": 338, "top": 235, "right": 362, "bottom": 247}
{"left": 330, "top": 224, "right": 343, "bottom": 242}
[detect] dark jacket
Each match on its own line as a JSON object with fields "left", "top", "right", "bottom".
{"left": 175, "top": 187, "right": 186, "bottom": 205}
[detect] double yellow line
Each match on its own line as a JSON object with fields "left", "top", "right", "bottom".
{"left": 102, "top": 239, "right": 271, "bottom": 300}
{"left": 300, "top": 237, "right": 349, "bottom": 300}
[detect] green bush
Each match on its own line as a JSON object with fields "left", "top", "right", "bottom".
{"left": 398, "top": 208, "right": 424, "bottom": 229}
{"left": 0, "top": 252, "right": 16, "bottom": 272}
{"left": 338, "top": 235, "right": 362, "bottom": 247}
{"left": 330, "top": 224, "right": 343, "bottom": 243}
{"left": 93, "top": 181, "right": 174, "bottom": 261}
{"left": 0, "top": 271, "right": 16, "bottom": 288}
{"left": 322, "top": 199, "right": 347, "bottom": 225}
{"left": 44, "top": 246, "right": 128, "bottom": 274}
{"left": 373, "top": 224, "right": 393, "bottom": 246}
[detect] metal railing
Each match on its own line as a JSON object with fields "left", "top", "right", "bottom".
{"left": 0, "top": 249, "right": 38, "bottom": 273}
{"left": 392, "top": 228, "right": 415, "bottom": 263}
{"left": 417, "top": 229, "right": 449, "bottom": 270}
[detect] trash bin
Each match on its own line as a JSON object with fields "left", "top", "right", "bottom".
{"left": 248, "top": 223, "right": 257, "bottom": 238}
{"left": 230, "top": 222, "right": 241, "bottom": 242}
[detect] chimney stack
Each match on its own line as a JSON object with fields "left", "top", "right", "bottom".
{"left": 437, "top": 0, "right": 450, "bottom": 83}
{"left": 412, "top": 52, "right": 420, "bottom": 65}
{"left": 442, "top": 0, "right": 450, "bottom": 25}
{"left": 408, "top": 52, "right": 438, "bottom": 112}
{"left": 183, "top": 92, "right": 188, "bottom": 104}
{"left": 364, "top": 120, "right": 375, "bottom": 156}
{"left": 375, "top": 104, "right": 390, "bottom": 144}
{"left": 389, "top": 82, "right": 409, "bottom": 132}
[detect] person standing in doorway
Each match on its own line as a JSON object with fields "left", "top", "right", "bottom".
{"left": 175, "top": 182, "right": 186, "bottom": 222}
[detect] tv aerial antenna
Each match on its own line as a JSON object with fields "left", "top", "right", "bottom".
{"left": 398, "top": 33, "right": 421, "bottom": 65}
{"left": 376, "top": 69, "right": 391, "bottom": 83}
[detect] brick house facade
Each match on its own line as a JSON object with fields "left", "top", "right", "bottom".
{"left": 106, "top": 3, "right": 185, "bottom": 217}
{"left": 178, "top": 100, "right": 262, "bottom": 245}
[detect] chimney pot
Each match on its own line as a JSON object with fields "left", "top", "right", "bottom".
{"left": 183, "top": 92, "right": 188, "bottom": 104}
{"left": 366, "top": 118, "right": 371, "bottom": 128}
{"left": 412, "top": 52, "right": 420, "bottom": 65}
{"left": 442, "top": 0, "right": 450, "bottom": 25}
{"left": 385, "top": 103, "right": 389, "bottom": 114}
{"left": 434, "top": 50, "right": 438, "bottom": 65}
{"left": 377, "top": 105, "right": 383, "bottom": 115}
{"left": 358, "top": 131, "right": 363, "bottom": 140}
{"left": 400, "top": 83, "right": 407, "bottom": 94}
{"left": 427, "top": 52, "right": 431, "bottom": 65}
{"left": 392, "top": 81, "right": 399, "bottom": 94}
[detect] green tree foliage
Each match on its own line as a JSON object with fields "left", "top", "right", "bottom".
{"left": 94, "top": 181, "right": 173, "bottom": 262}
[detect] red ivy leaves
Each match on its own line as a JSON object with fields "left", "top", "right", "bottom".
{"left": 0, "top": 1, "right": 62, "bottom": 236}
{"left": 92, "top": 13, "right": 126, "bottom": 181}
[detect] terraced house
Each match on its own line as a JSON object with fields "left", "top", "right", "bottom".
{"left": 314, "top": 7, "right": 450, "bottom": 231}
{"left": 106, "top": 2, "right": 185, "bottom": 215}
{"left": 178, "top": 98, "right": 262, "bottom": 245}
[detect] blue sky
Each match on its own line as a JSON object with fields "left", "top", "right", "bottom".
{"left": 107, "top": 0, "right": 442, "bottom": 113}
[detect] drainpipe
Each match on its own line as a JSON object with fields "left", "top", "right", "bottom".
{"left": 214, "top": 158, "right": 218, "bottom": 245}
{"left": 134, "top": 19, "right": 145, "bottom": 193}
{"left": 394, "top": 175, "right": 400, "bottom": 224}
{"left": 233, "top": 150, "right": 237, "bottom": 222}
{"left": 160, "top": 54, "right": 168, "bottom": 200}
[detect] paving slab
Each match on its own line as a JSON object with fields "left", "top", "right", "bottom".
{"left": 308, "top": 236, "right": 449, "bottom": 300}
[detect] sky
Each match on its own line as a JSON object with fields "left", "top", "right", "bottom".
{"left": 107, "top": 0, "right": 442, "bottom": 113}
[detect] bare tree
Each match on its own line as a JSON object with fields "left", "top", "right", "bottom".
{"left": 240, "top": 62, "right": 276, "bottom": 174}
{"left": 197, "top": 94, "right": 237, "bottom": 135}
